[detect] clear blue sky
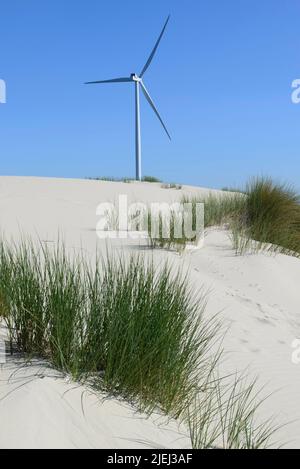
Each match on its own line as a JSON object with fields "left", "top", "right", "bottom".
{"left": 1, "top": 0, "right": 300, "bottom": 189}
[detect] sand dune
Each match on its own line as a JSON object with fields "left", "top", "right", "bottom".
{"left": 0, "top": 176, "right": 299, "bottom": 448}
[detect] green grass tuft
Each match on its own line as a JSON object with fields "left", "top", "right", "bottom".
{"left": 87, "top": 176, "right": 133, "bottom": 183}
{"left": 172, "top": 177, "right": 300, "bottom": 258}
{"left": 142, "top": 175, "right": 162, "bottom": 183}
{"left": 0, "top": 240, "right": 215, "bottom": 416}
{"left": 241, "top": 178, "right": 300, "bottom": 256}
{"left": 0, "top": 238, "right": 280, "bottom": 446}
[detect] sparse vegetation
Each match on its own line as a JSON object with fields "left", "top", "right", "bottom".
{"left": 182, "top": 193, "right": 246, "bottom": 229}
{"left": 148, "top": 210, "right": 196, "bottom": 252}
{"left": 89, "top": 176, "right": 300, "bottom": 258}
{"left": 187, "top": 375, "right": 278, "bottom": 449}
{"left": 161, "top": 182, "right": 182, "bottom": 190}
{"left": 142, "top": 175, "right": 162, "bottom": 183}
{"left": 87, "top": 176, "right": 133, "bottom": 183}
{"left": 87, "top": 176, "right": 184, "bottom": 186}
{"left": 157, "top": 177, "right": 300, "bottom": 257}
{"left": 221, "top": 186, "right": 245, "bottom": 194}
{"left": 87, "top": 175, "right": 163, "bottom": 183}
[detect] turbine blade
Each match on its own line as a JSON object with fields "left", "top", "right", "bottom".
{"left": 140, "top": 15, "right": 170, "bottom": 77}
{"left": 85, "top": 77, "right": 132, "bottom": 84}
{"left": 140, "top": 81, "right": 171, "bottom": 140}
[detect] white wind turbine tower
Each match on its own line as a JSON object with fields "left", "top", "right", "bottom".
{"left": 85, "top": 15, "right": 171, "bottom": 181}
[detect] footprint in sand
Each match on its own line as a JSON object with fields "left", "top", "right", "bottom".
{"left": 255, "top": 317, "right": 275, "bottom": 327}
{"left": 240, "top": 338, "right": 249, "bottom": 344}
{"left": 237, "top": 296, "right": 252, "bottom": 305}
{"left": 250, "top": 347, "right": 261, "bottom": 353}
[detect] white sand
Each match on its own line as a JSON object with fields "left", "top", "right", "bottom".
{"left": 0, "top": 176, "right": 299, "bottom": 448}
{"left": 0, "top": 354, "right": 189, "bottom": 449}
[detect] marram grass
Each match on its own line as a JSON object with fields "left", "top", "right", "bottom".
{"left": 148, "top": 192, "right": 246, "bottom": 251}
{"left": 0, "top": 239, "right": 280, "bottom": 447}
{"left": 168, "top": 177, "right": 300, "bottom": 257}
{"left": 186, "top": 374, "right": 280, "bottom": 449}
{"left": 0, "top": 239, "right": 216, "bottom": 416}
{"left": 240, "top": 177, "right": 300, "bottom": 256}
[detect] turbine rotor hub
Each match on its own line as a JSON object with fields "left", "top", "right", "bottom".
{"left": 131, "top": 73, "right": 141, "bottom": 82}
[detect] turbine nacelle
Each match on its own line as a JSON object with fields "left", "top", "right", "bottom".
{"left": 130, "top": 73, "right": 141, "bottom": 82}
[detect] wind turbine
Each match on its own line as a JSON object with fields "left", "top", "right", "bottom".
{"left": 85, "top": 15, "right": 171, "bottom": 181}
